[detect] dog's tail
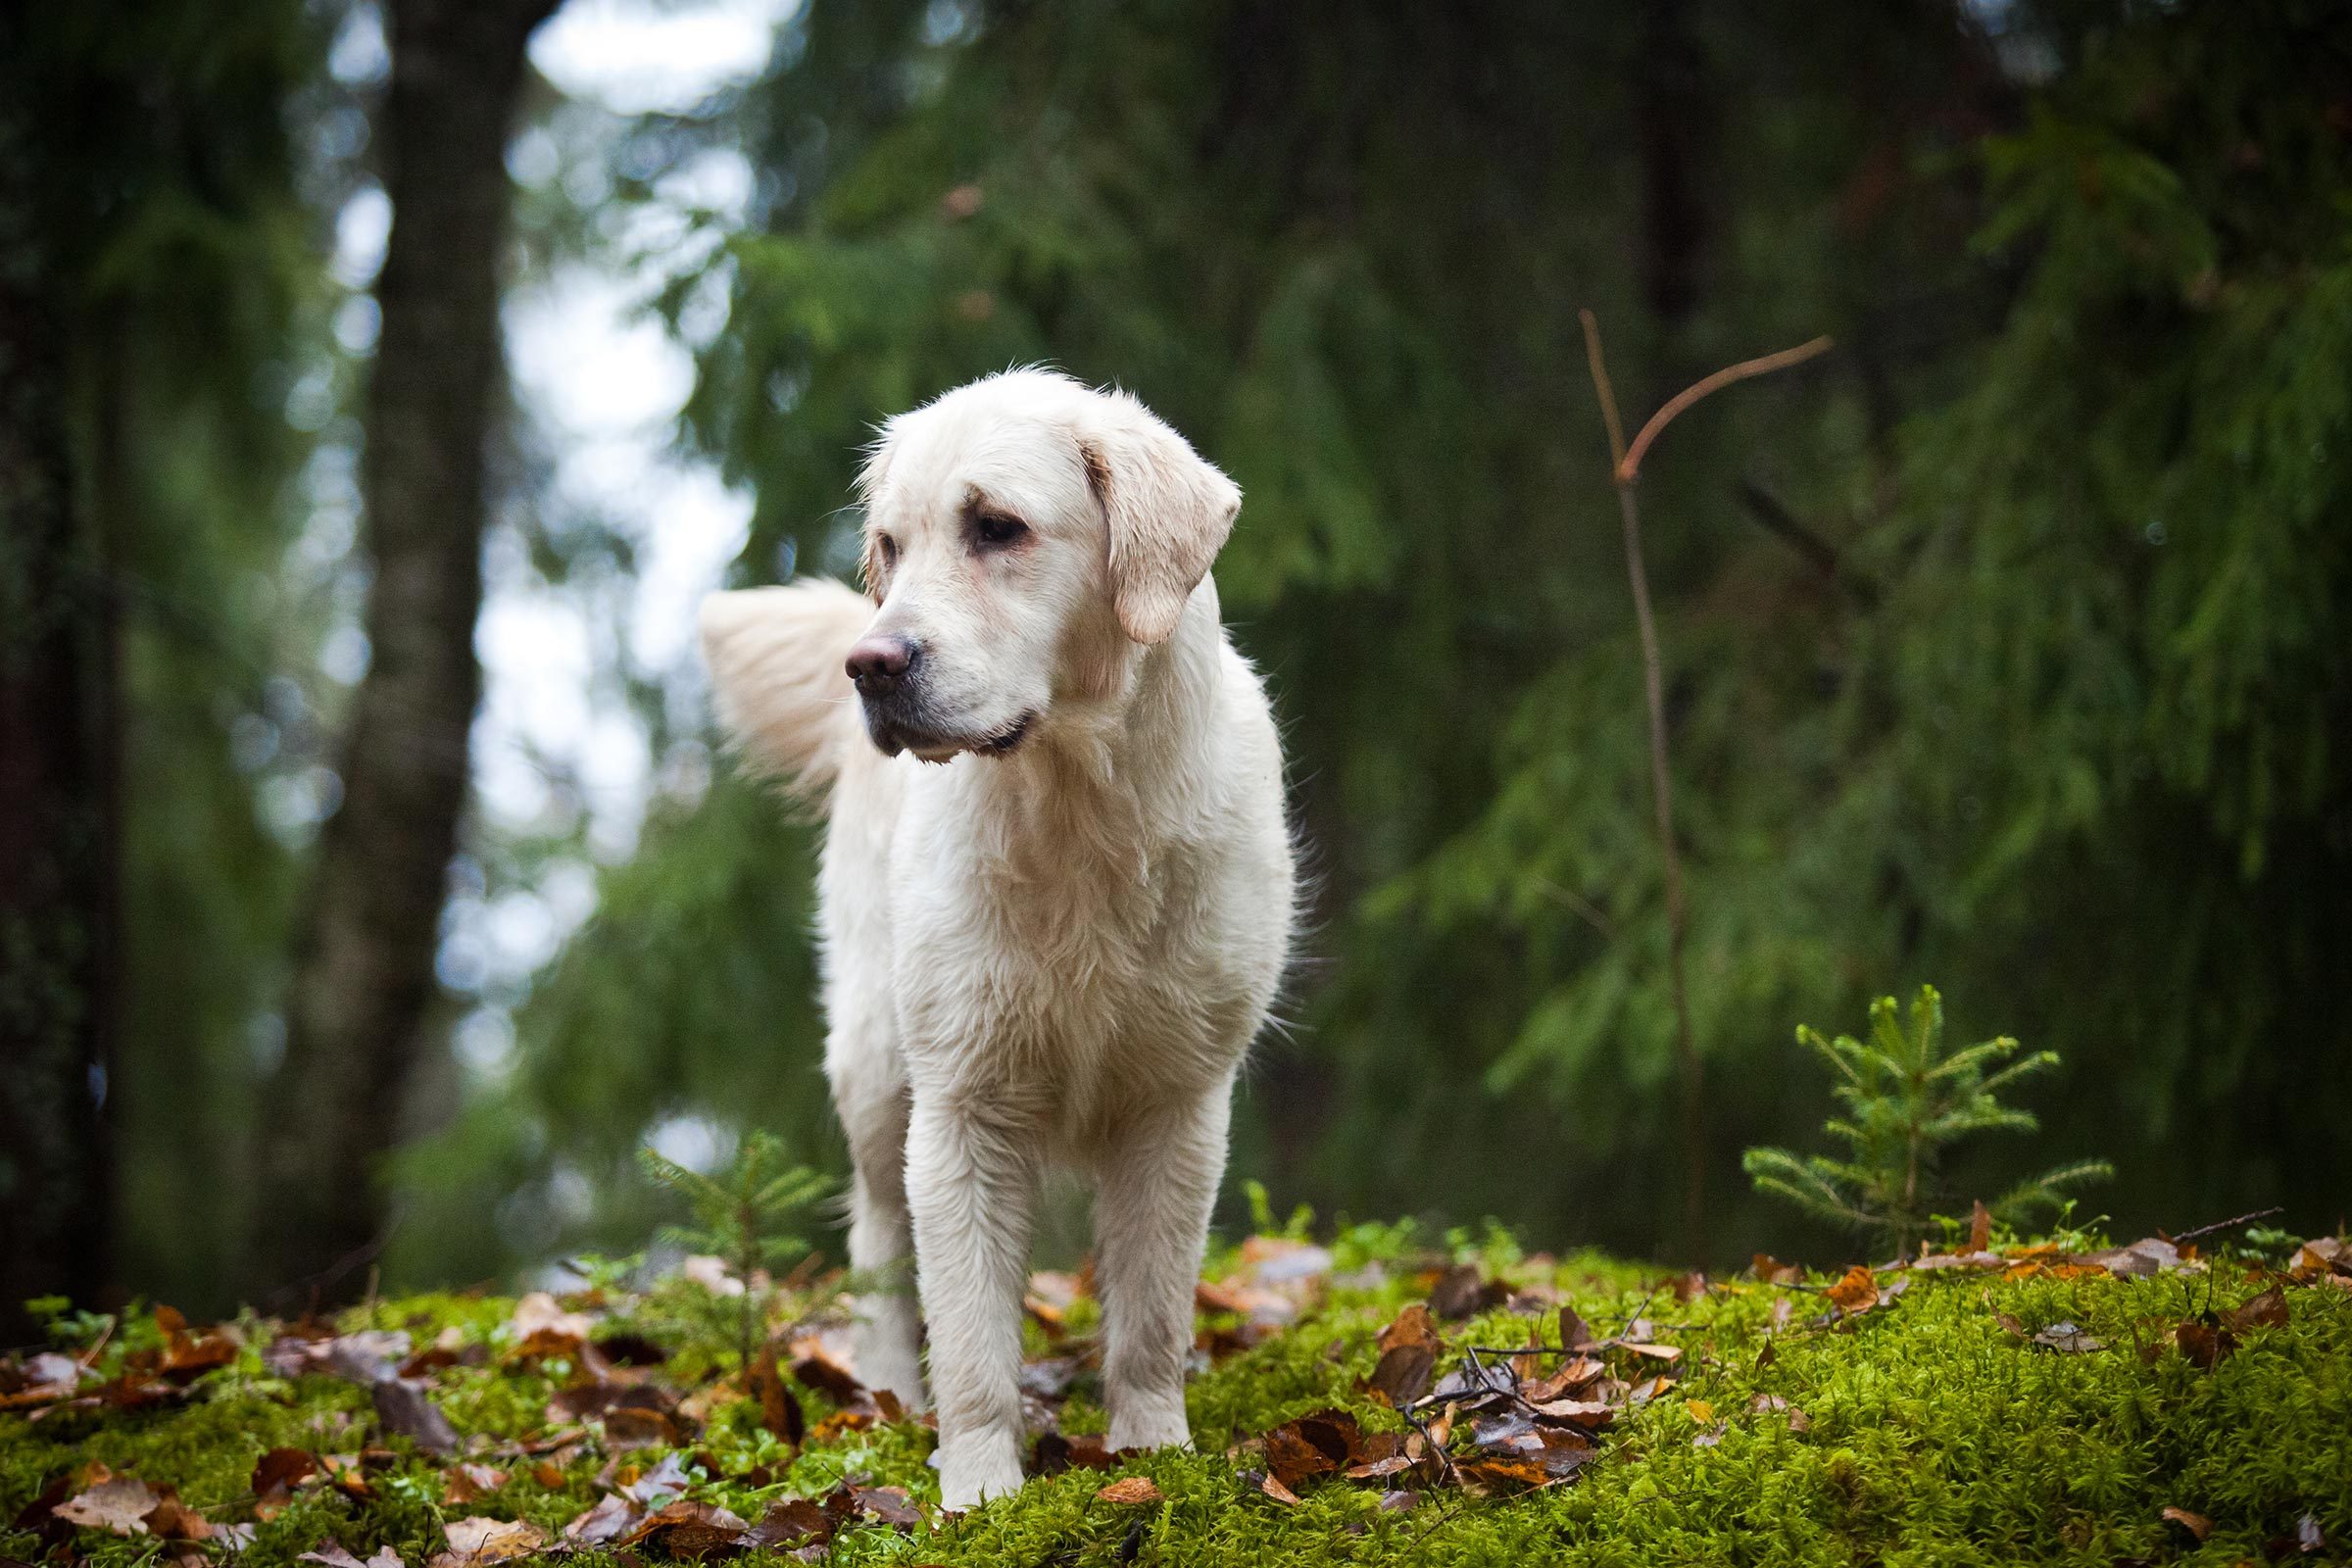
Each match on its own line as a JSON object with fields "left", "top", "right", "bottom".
{"left": 699, "top": 580, "right": 872, "bottom": 809}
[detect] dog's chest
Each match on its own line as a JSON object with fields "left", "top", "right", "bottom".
{"left": 891, "top": 815, "right": 1254, "bottom": 1130}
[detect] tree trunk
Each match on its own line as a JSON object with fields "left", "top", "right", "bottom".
{"left": 254, "top": 0, "right": 557, "bottom": 1302}
{"left": 0, "top": 38, "right": 119, "bottom": 1338}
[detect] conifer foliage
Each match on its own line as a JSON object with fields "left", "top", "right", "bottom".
{"left": 639, "top": 1132, "right": 830, "bottom": 1373}
{"left": 1742, "top": 987, "right": 2110, "bottom": 1256}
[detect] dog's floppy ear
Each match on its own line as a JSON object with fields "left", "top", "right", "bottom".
{"left": 1079, "top": 395, "right": 1241, "bottom": 645}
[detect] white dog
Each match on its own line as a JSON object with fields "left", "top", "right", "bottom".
{"left": 698, "top": 369, "right": 1295, "bottom": 1507}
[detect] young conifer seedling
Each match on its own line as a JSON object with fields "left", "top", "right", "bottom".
{"left": 639, "top": 1130, "right": 832, "bottom": 1374}
{"left": 1742, "top": 985, "right": 2111, "bottom": 1256}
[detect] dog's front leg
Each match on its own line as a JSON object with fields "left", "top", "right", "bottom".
{"left": 904, "top": 1095, "right": 1034, "bottom": 1508}
{"left": 1094, "top": 1084, "right": 1230, "bottom": 1452}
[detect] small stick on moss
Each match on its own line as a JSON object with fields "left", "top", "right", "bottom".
{"left": 2170, "top": 1205, "right": 2285, "bottom": 1245}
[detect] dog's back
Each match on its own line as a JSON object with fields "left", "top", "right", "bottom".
{"left": 699, "top": 580, "right": 873, "bottom": 809}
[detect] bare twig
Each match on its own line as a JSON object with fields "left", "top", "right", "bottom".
{"left": 2172, "top": 1206, "right": 2286, "bottom": 1245}
{"left": 1581, "top": 311, "right": 1705, "bottom": 1254}
{"left": 1618, "top": 335, "right": 1834, "bottom": 483}
{"left": 1578, "top": 316, "right": 1836, "bottom": 1259}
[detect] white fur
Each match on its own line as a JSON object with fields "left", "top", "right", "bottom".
{"left": 699, "top": 370, "right": 1294, "bottom": 1508}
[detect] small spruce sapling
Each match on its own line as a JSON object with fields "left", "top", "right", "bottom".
{"left": 1742, "top": 986, "right": 2110, "bottom": 1256}
{"left": 639, "top": 1131, "right": 831, "bottom": 1374}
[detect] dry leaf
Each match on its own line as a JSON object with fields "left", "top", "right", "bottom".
{"left": 1969, "top": 1200, "right": 1991, "bottom": 1254}
{"left": 561, "top": 1494, "right": 639, "bottom": 1545}
{"left": 374, "top": 1378, "right": 460, "bottom": 1454}
{"left": 2222, "top": 1287, "right": 2288, "bottom": 1335}
{"left": 1096, "top": 1477, "right": 1163, "bottom": 1505}
{"left": 439, "top": 1516, "right": 548, "bottom": 1567}
{"left": 441, "top": 1464, "right": 505, "bottom": 1506}
{"left": 2161, "top": 1506, "right": 2212, "bottom": 1542}
{"left": 2175, "top": 1321, "right": 2234, "bottom": 1368}
{"left": 1825, "top": 1265, "right": 1879, "bottom": 1315}
{"left": 56, "top": 1477, "right": 163, "bottom": 1536}
{"left": 2030, "top": 1321, "right": 2104, "bottom": 1353}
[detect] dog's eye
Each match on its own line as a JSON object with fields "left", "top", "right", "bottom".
{"left": 876, "top": 533, "right": 899, "bottom": 565}
{"left": 972, "top": 512, "right": 1028, "bottom": 550}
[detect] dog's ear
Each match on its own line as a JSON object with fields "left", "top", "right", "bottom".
{"left": 1079, "top": 397, "right": 1241, "bottom": 645}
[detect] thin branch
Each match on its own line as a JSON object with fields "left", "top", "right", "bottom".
{"left": 1618, "top": 335, "right": 1834, "bottom": 483}
{"left": 1580, "top": 310, "right": 1704, "bottom": 1256}
{"left": 2171, "top": 1206, "right": 2286, "bottom": 1245}
{"left": 1733, "top": 479, "right": 1879, "bottom": 608}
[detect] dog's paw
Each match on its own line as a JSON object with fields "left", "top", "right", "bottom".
{"left": 1106, "top": 1395, "right": 1192, "bottom": 1454}
{"left": 935, "top": 1434, "right": 1025, "bottom": 1510}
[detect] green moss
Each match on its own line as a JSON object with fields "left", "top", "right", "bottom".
{"left": 6, "top": 1246, "right": 2346, "bottom": 1568}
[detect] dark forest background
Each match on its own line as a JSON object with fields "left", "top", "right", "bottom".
{"left": 3, "top": 0, "right": 2348, "bottom": 1331}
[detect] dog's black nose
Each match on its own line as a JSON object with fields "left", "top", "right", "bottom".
{"left": 846, "top": 634, "right": 916, "bottom": 696}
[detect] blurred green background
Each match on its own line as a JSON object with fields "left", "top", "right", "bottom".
{"left": 3, "top": 0, "right": 2347, "bottom": 1326}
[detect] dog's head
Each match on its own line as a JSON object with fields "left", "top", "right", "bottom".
{"left": 845, "top": 369, "right": 1240, "bottom": 762}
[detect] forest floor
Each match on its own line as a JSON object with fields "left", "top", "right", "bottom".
{"left": 5, "top": 1219, "right": 2349, "bottom": 1568}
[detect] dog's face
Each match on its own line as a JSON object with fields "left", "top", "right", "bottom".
{"left": 847, "top": 370, "right": 1240, "bottom": 762}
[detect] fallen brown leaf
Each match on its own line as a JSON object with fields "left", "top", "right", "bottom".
{"left": 441, "top": 1464, "right": 505, "bottom": 1507}
{"left": 1427, "top": 1264, "right": 1503, "bottom": 1322}
{"left": 744, "top": 1497, "right": 833, "bottom": 1550}
{"left": 1096, "top": 1477, "right": 1163, "bottom": 1505}
{"left": 55, "top": 1476, "right": 162, "bottom": 1536}
{"left": 2175, "top": 1320, "right": 2235, "bottom": 1368}
{"left": 1825, "top": 1265, "right": 1879, "bottom": 1315}
{"left": 2160, "top": 1506, "right": 2212, "bottom": 1542}
{"left": 787, "top": 1338, "right": 866, "bottom": 1404}
{"left": 561, "top": 1494, "right": 640, "bottom": 1546}
{"left": 2222, "top": 1286, "right": 2288, "bottom": 1336}
{"left": 438, "top": 1516, "right": 548, "bottom": 1568}
{"left": 2030, "top": 1321, "right": 2104, "bottom": 1353}
{"left": 373, "top": 1377, "right": 460, "bottom": 1454}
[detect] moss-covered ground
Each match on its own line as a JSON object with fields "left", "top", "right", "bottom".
{"left": 6, "top": 1223, "right": 2347, "bottom": 1568}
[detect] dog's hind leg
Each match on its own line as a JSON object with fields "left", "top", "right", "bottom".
{"left": 1093, "top": 1082, "right": 1231, "bottom": 1453}
{"left": 829, "top": 1036, "right": 925, "bottom": 1410}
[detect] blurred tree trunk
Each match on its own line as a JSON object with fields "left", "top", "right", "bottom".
{"left": 0, "top": 36, "right": 119, "bottom": 1337}
{"left": 255, "top": 0, "right": 558, "bottom": 1302}
{"left": 1635, "top": 0, "right": 1710, "bottom": 329}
